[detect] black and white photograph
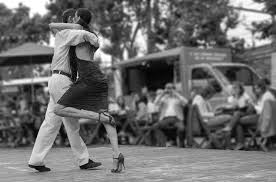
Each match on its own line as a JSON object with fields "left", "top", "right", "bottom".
{"left": 0, "top": 0, "right": 275, "bottom": 181}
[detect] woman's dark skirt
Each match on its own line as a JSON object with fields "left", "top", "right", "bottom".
{"left": 57, "top": 79, "right": 108, "bottom": 113}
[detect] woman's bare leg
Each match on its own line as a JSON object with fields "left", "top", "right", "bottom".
{"left": 54, "top": 104, "right": 109, "bottom": 121}
{"left": 102, "top": 122, "right": 120, "bottom": 169}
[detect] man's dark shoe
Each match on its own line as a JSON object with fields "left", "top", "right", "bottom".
{"left": 80, "top": 159, "right": 102, "bottom": 170}
{"left": 28, "top": 164, "right": 51, "bottom": 172}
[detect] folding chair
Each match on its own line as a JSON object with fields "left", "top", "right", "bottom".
{"left": 0, "top": 118, "right": 10, "bottom": 144}
{"left": 134, "top": 112, "right": 168, "bottom": 146}
{"left": 238, "top": 115, "right": 259, "bottom": 150}
{"left": 120, "top": 111, "right": 138, "bottom": 136}
{"left": 241, "top": 100, "right": 276, "bottom": 151}
{"left": 186, "top": 104, "right": 230, "bottom": 149}
{"left": 79, "top": 119, "right": 103, "bottom": 144}
{"left": 133, "top": 119, "right": 153, "bottom": 145}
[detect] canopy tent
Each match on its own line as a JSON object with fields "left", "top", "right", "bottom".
{"left": 2, "top": 76, "right": 50, "bottom": 87}
{"left": 116, "top": 47, "right": 182, "bottom": 68}
{"left": 1, "top": 76, "right": 50, "bottom": 93}
{"left": 0, "top": 42, "right": 53, "bottom": 104}
{"left": 0, "top": 42, "right": 54, "bottom": 66}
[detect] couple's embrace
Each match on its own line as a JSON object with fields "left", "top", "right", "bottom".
{"left": 28, "top": 8, "right": 124, "bottom": 173}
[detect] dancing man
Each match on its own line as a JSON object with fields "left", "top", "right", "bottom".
{"left": 52, "top": 8, "right": 125, "bottom": 173}
{"left": 28, "top": 9, "right": 101, "bottom": 172}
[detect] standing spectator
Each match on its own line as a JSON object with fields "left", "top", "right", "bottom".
{"left": 154, "top": 83, "right": 188, "bottom": 147}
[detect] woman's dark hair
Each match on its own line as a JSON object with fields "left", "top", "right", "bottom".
{"left": 75, "top": 8, "right": 92, "bottom": 30}
{"left": 62, "top": 8, "right": 76, "bottom": 23}
{"left": 232, "top": 81, "right": 244, "bottom": 97}
{"left": 75, "top": 8, "right": 98, "bottom": 40}
{"left": 200, "top": 85, "right": 215, "bottom": 99}
{"left": 69, "top": 8, "right": 97, "bottom": 82}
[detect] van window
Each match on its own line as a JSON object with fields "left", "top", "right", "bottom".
{"left": 214, "top": 66, "right": 259, "bottom": 86}
{"left": 191, "top": 67, "right": 222, "bottom": 94}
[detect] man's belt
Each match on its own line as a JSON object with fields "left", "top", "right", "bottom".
{"left": 52, "top": 70, "right": 72, "bottom": 78}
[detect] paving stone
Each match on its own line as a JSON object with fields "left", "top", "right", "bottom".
{"left": 0, "top": 146, "right": 275, "bottom": 182}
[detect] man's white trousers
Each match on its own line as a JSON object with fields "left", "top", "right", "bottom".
{"left": 29, "top": 74, "right": 89, "bottom": 166}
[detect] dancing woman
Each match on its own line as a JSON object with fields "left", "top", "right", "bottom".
{"left": 52, "top": 8, "right": 124, "bottom": 173}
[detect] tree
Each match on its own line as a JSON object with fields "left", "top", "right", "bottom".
{"left": 251, "top": 0, "right": 276, "bottom": 40}
{"left": 45, "top": 0, "right": 243, "bottom": 59}
{"left": 152, "top": 0, "right": 240, "bottom": 49}
{"left": 45, "top": 0, "right": 142, "bottom": 59}
{"left": 0, "top": 3, "right": 50, "bottom": 80}
{"left": 0, "top": 3, "right": 49, "bottom": 52}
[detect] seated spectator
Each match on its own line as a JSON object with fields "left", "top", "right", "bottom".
{"left": 147, "top": 91, "right": 158, "bottom": 122}
{"left": 109, "top": 96, "right": 131, "bottom": 132}
{"left": 135, "top": 96, "right": 150, "bottom": 125}
{"left": 254, "top": 79, "right": 276, "bottom": 114}
{"left": 18, "top": 94, "right": 29, "bottom": 115}
{"left": 192, "top": 86, "right": 231, "bottom": 128}
{"left": 154, "top": 83, "right": 188, "bottom": 147}
{"left": 260, "top": 77, "right": 276, "bottom": 96}
{"left": 221, "top": 82, "right": 254, "bottom": 130}
{"left": 141, "top": 86, "right": 149, "bottom": 98}
{"left": 129, "top": 92, "right": 140, "bottom": 111}
{"left": 109, "top": 96, "right": 129, "bottom": 116}
{"left": 225, "top": 79, "right": 275, "bottom": 150}
{"left": 215, "top": 82, "right": 254, "bottom": 149}
{"left": 189, "top": 88, "right": 198, "bottom": 103}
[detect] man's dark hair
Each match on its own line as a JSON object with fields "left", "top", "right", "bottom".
{"left": 262, "top": 78, "right": 271, "bottom": 86}
{"left": 62, "top": 8, "right": 76, "bottom": 23}
{"left": 255, "top": 79, "right": 267, "bottom": 93}
{"left": 200, "top": 85, "right": 215, "bottom": 99}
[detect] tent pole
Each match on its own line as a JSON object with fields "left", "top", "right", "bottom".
{"left": 31, "top": 56, "right": 34, "bottom": 107}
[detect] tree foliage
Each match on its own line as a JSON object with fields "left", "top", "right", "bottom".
{"left": 251, "top": 0, "right": 276, "bottom": 39}
{"left": 0, "top": 3, "right": 49, "bottom": 52}
{"left": 45, "top": 0, "right": 139, "bottom": 58}
{"left": 165, "top": 0, "right": 239, "bottom": 48}
{"left": 45, "top": 0, "right": 242, "bottom": 59}
{"left": 0, "top": 3, "right": 50, "bottom": 80}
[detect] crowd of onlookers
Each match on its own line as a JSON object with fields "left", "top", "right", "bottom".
{"left": 0, "top": 87, "right": 48, "bottom": 147}
{"left": 108, "top": 78, "right": 276, "bottom": 151}
{"left": 1, "top": 78, "right": 276, "bottom": 151}
{"left": 108, "top": 84, "right": 188, "bottom": 147}
{"left": 191, "top": 78, "right": 276, "bottom": 151}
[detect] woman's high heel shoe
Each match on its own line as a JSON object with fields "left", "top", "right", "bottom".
{"left": 111, "top": 153, "right": 125, "bottom": 173}
{"left": 98, "top": 111, "right": 116, "bottom": 127}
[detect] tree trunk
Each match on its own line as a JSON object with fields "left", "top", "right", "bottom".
{"left": 146, "top": 0, "right": 153, "bottom": 53}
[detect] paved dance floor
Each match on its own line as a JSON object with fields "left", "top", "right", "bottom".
{"left": 0, "top": 145, "right": 275, "bottom": 182}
